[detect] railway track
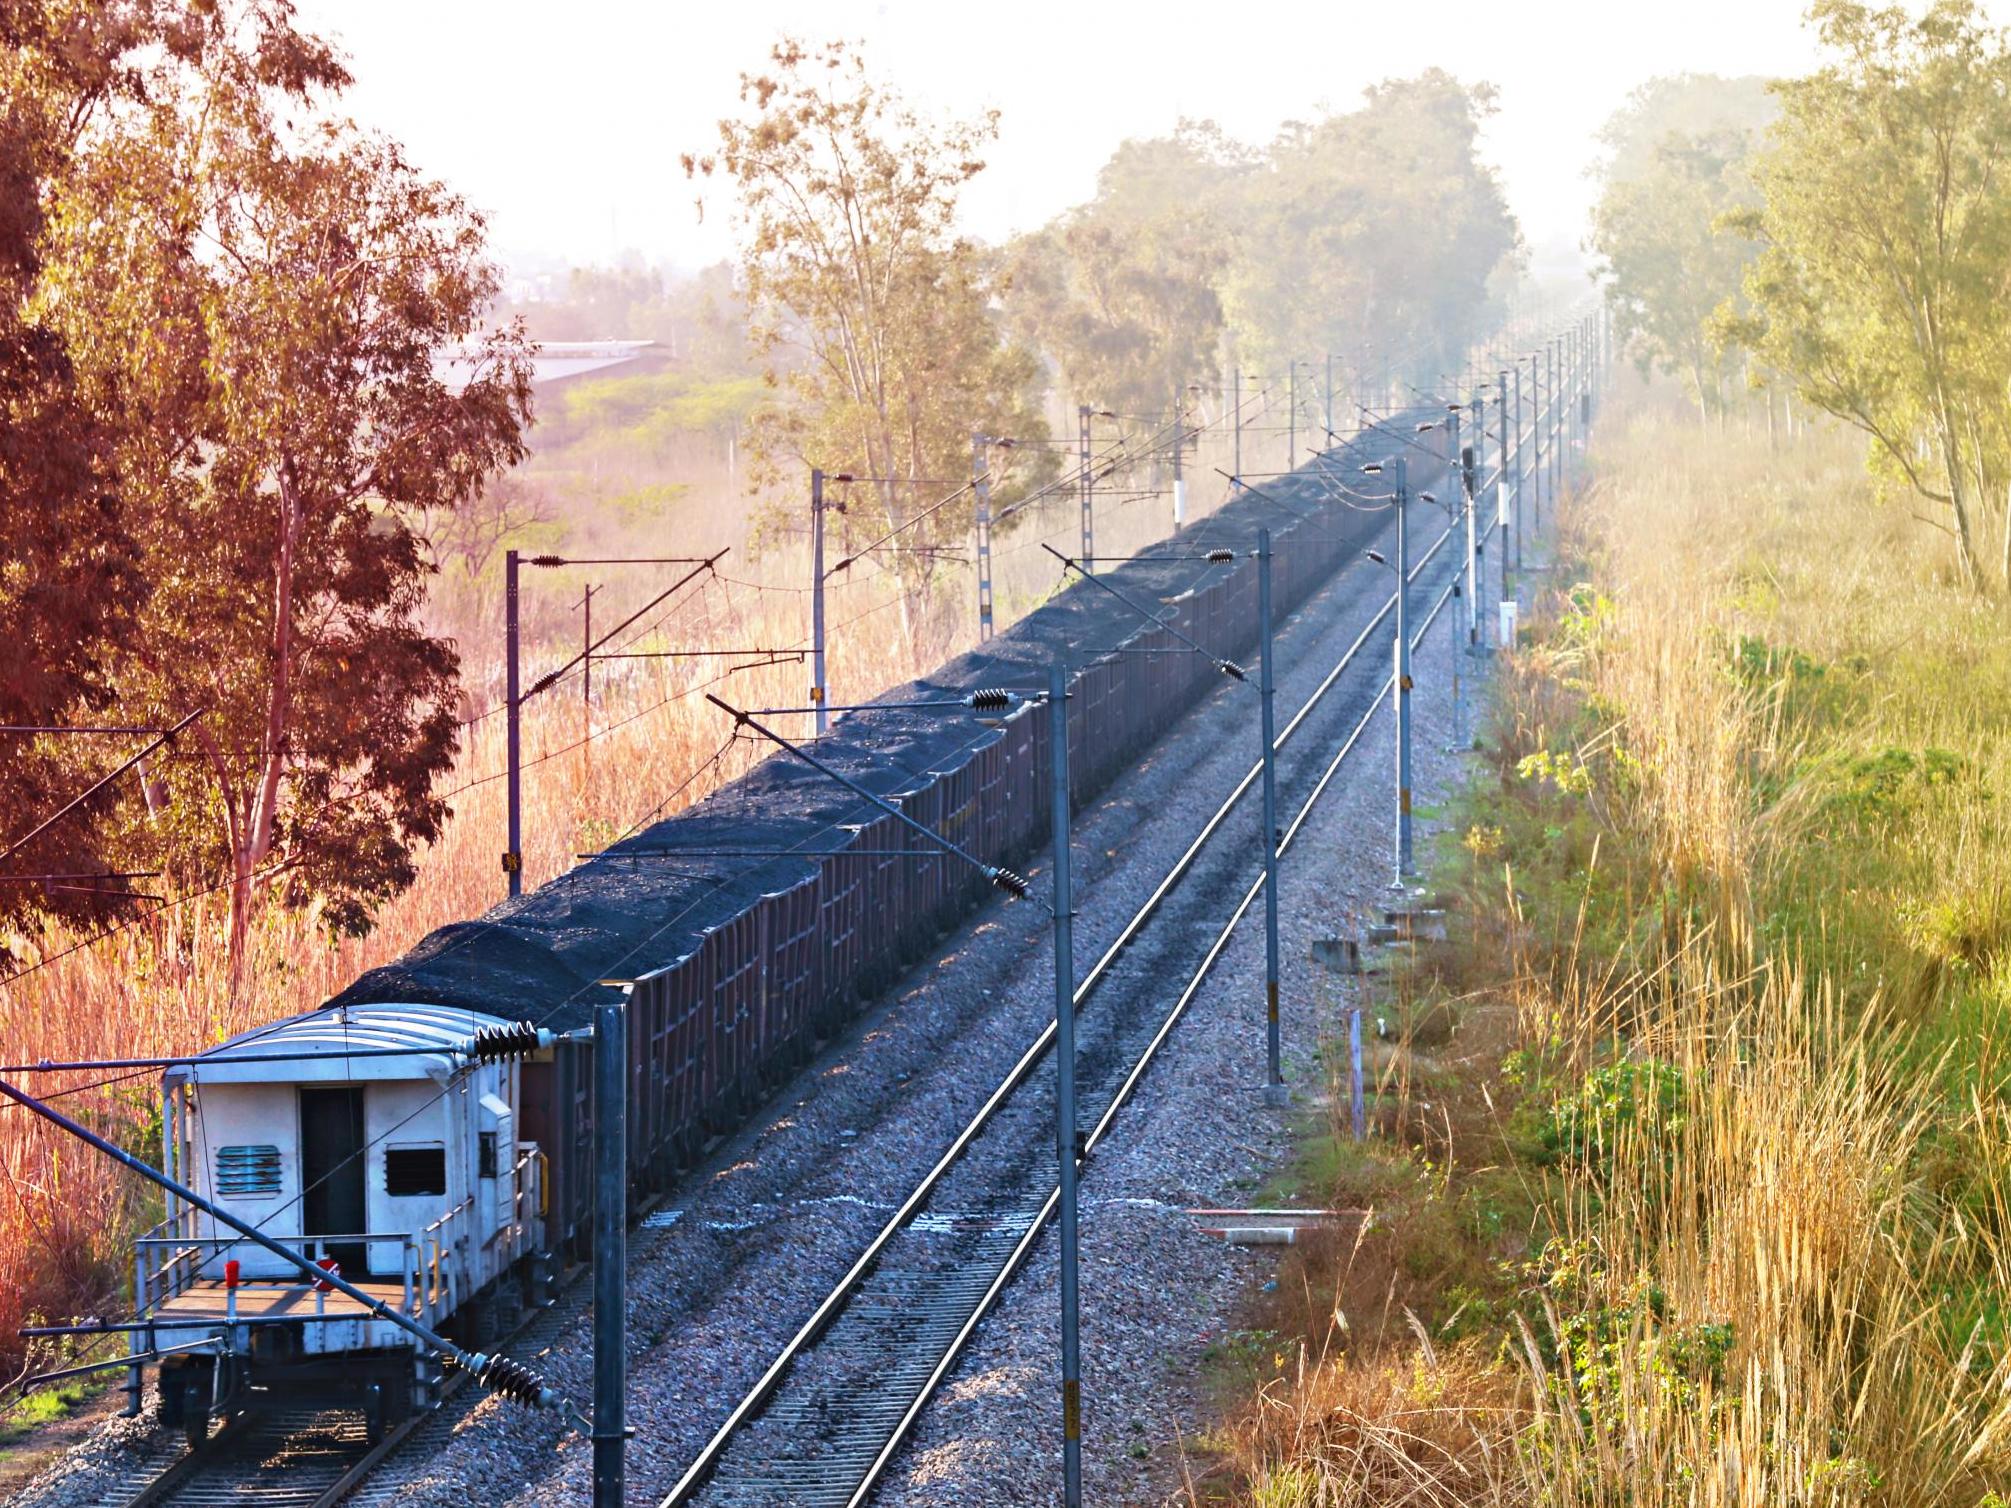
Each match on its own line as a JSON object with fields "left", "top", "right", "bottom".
{"left": 110, "top": 1249, "right": 597, "bottom": 1508}
{"left": 661, "top": 509, "right": 1473, "bottom": 1508}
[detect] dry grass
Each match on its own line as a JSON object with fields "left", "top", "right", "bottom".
{"left": 0, "top": 402, "right": 1300, "bottom": 1396}
{"left": 1208, "top": 380, "right": 2011, "bottom": 1505}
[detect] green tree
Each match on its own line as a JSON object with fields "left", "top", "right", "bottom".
{"left": 1727, "top": 0, "right": 2011, "bottom": 590}
{"left": 1591, "top": 126, "right": 1763, "bottom": 424}
{"left": 685, "top": 39, "right": 1048, "bottom": 634}
{"left": 1223, "top": 73, "right": 1518, "bottom": 387}
{"left": 998, "top": 121, "right": 1241, "bottom": 416}
{"left": 1595, "top": 73, "right": 1776, "bottom": 186}
{"left": 38, "top": 1, "right": 534, "bottom": 959}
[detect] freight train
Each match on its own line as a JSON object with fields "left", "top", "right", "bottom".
{"left": 124, "top": 429, "right": 1416, "bottom": 1445}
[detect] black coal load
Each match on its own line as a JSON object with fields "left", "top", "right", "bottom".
{"left": 331, "top": 416, "right": 1437, "bottom": 1034}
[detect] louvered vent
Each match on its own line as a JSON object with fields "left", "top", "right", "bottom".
{"left": 384, "top": 1146, "right": 447, "bottom": 1197}
{"left": 215, "top": 1144, "right": 281, "bottom": 1197}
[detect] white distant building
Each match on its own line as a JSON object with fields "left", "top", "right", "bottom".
{"left": 432, "top": 339, "right": 670, "bottom": 395}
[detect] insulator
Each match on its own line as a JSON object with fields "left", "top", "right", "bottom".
{"left": 527, "top": 554, "right": 566, "bottom": 568}
{"left": 475, "top": 1353, "right": 554, "bottom": 1408}
{"left": 1217, "top": 661, "right": 1248, "bottom": 682}
{"left": 988, "top": 867, "right": 1029, "bottom": 900}
{"left": 467, "top": 1021, "right": 548, "bottom": 1061}
{"left": 967, "top": 688, "right": 1016, "bottom": 710}
{"left": 1206, "top": 548, "right": 1236, "bottom": 564}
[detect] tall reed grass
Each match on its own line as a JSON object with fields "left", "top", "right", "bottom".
{"left": 1210, "top": 383, "right": 2011, "bottom": 1505}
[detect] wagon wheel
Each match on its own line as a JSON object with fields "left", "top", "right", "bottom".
{"left": 181, "top": 1382, "right": 211, "bottom": 1451}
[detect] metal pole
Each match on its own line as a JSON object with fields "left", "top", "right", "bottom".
{"left": 1548, "top": 341, "right": 1560, "bottom": 512}
{"left": 593, "top": 996, "right": 628, "bottom": 1508}
{"left": 1348, "top": 1000, "right": 1365, "bottom": 1141}
{"left": 1324, "top": 352, "right": 1334, "bottom": 439}
{"left": 1563, "top": 330, "right": 1574, "bottom": 475}
{"left": 1257, "top": 529, "right": 1285, "bottom": 1106}
{"left": 1078, "top": 405, "right": 1093, "bottom": 567}
{"left": 1232, "top": 369, "right": 1242, "bottom": 483}
{"left": 1558, "top": 335, "right": 1567, "bottom": 488}
{"left": 1498, "top": 370, "right": 1512, "bottom": 593}
{"left": 1171, "top": 394, "right": 1187, "bottom": 530}
{"left": 1467, "top": 396, "right": 1485, "bottom": 652}
{"left": 1287, "top": 364, "right": 1296, "bottom": 473}
{"left": 1446, "top": 410, "right": 1466, "bottom": 752}
{"left": 1557, "top": 333, "right": 1568, "bottom": 470}
{"left": 1047, "top": 661, "right": 1082, "bottom": 1508}
{"left": 1393, "top": 458, "right": 1413, "bottom": 887}
{"left": 1528, "top": 356, "right": 1543, "bottom": 543}
{"left": 582, "top": 585, "right": 594, "bottom": 712}
{"left": 811, "top": 469, "right": 829, "bottom": 736}
{"left": 974, "top": 433, "right": 994, "bottom": 642}
{"left": 1513, "top": 362, "right": 1525, "bottom": 575}
{"left": 505, "top": 548, "right": 523, "bottom": 898}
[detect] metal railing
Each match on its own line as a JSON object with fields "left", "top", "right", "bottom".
{"left": 133, "top": 1144, "right": 543, "bottom": 1338}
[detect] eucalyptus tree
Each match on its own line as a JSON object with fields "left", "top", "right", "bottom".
{"left": 1727, "top": 0, "right": 2011, "bottom": 590}
{"left": 685, "top": 39, "right": 1048, "bottom": 635}
{"left": 998, "top": 122, "right": 1242, "bottom": 417}
{"left": 1592, "top": 126, "right": 1764, "bottom": 424}
{"left": 34, "top": 0, "right": 534, "bottom": 962}
{"left": 1223, "top": 72, "right": 1518, "bottom": 384}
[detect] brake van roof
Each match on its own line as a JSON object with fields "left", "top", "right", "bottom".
{"left": 162, "top": 1001, "right": 511, "bottom": 1088}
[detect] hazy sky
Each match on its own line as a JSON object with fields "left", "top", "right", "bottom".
{"left": 294, "top": 0, "right": 1834, "bottom": 278}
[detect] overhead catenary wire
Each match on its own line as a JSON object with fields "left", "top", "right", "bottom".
{"left": 659, "top": 481, "right": 1475, "bottom": 1507}
{"left": 0, "top": 349, "right": 1470, "bottom": 986}
{"left": 0, "top": 644, "right": 784, "bottom": 989}
{"left": 1039, "top": 544, "right": 1248, "bottom": 682}
{"left": 0, "top": 708, "right": 205, "bottom": 866}
{"left": 521, "top": 550, "right": 727, "bottom": 701}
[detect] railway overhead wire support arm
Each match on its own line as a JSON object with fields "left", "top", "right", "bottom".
{"left": 1038, "top": 544, "right": 1246, "bottom": 683}
{"left": 703, "top": 696, "right": 1029, "bottom": 899}
{"left": 505, "top": 547, "right": 727, "bottom": 896}
{"left": 0, "top": 707, "right": 205, "bottom": 867}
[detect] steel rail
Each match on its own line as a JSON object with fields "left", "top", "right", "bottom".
{"left": 659, "top": 516, "right": 1459, "bottom": 1507}
{"left": 123, "top": 1217, "right": 611, "bottom": 1508}
{"left": 839, "top": 565, "right": 1465, "bottom": 1508}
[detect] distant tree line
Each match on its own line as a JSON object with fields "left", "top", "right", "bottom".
{"left": 679, "top": 41, "right": 1520, "bottom": 630}
{"left": 0, "top": 15, "right": 1525, "bottom": 959}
